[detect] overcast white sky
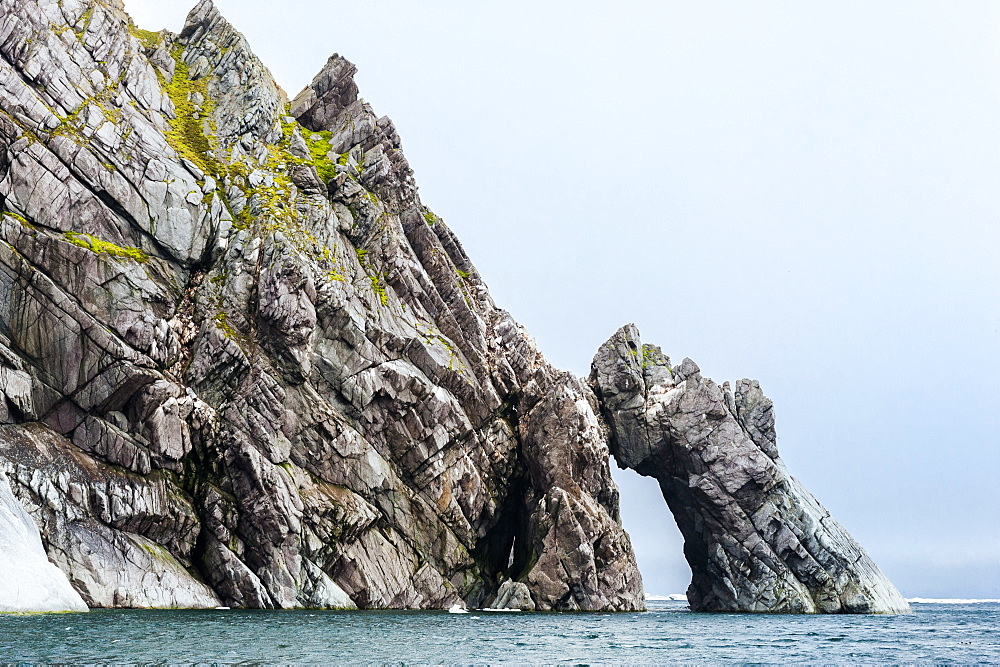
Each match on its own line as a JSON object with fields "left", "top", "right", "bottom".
{"left": 123, "top": 0, "right": 1000, "bottom": 598}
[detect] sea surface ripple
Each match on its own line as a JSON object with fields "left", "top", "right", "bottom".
{"left": 1, "top": 600, "right": 997, "bottom": 664}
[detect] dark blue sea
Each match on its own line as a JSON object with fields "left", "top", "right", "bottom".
{"left": 1, "top": 600, "right": 997, "bottom": 664}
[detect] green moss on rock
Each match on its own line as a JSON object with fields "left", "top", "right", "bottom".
{"left": 129, "top": 25, "right": 162, "bottom": 50}
{"left": 161, "top": 45, "right": 221, "bottom": 179}
{"left": 2, "top": 210, "right": 30, "bottom": 227}
{"left": 214, "top": 311, "right": 237, "bottom": 339}
{"left": 298, "top": 127, "right": 338, "bottom": 183}
{"left": 63, "top": 231, "right": 148, "bottom": 262}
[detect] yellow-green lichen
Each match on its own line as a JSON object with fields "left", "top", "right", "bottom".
{"left": 415, "top": 322, "right": 466, "bottom": 373}
{"left": 154, "top": 59, "right": 352, "bottom": 294}
{"left": 2, "top": 210, "right": 30, "bottom": 226}
{"left": 134, "top": 537, "right": 173, "bottom": 560}
{"left": 47, "top": 89, "right": 125, "bottom": 152}
{"left": 298, "top": 127, "right": 338, "bottom": 182}
{"left": 317, "top": 245, "right": 346, "bottom": 282}
{"left": 223, "top": 122, "right": 347, "bottom": 283}
{"left": 214, "top": 311, "right": 237, "bottom": 339}
{"left": 129, "top": 25, "right": 162, "bottom": 50}
{"left": 161, "top": 45, "right": 221, "bottom": 179}
{"left": 641, "top": 344, "right": 672, "bottom": 371}
{"left": 354, "top": 248, "right": 389, "bottom": 305}
{"left": 368, "top": 274, "right": 389, "bottom": 306}
{"left": 63, "top": 231, "right": 148, "bottom": 262}
{"left": 76, "top": 7, "right": 94, "bottom": 34}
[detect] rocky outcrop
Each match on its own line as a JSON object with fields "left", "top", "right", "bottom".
{"left": 0, "top": 0, "right": 903, "bottom": 616}
{"left": 0, "top": 468, "right": 88, "bottom": 613}
{"left": 492, "top": 579, "right": 534, "bottom": 611}
{"left": 0, "top": 0, "right": 642, "bottom": 610}
{"left": 591, "top": 325, "right": 909, "bottom": 614}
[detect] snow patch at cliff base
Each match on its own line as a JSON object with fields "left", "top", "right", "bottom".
{"left": 0, "top": 471, "right": 88, "bottom": 613}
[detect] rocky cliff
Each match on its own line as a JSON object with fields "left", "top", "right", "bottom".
{"left": 591, "top": 325, "right": 910, "bottom": 613}
{"left": 0, "top": 0, "right": 642, "bottom": 611}
{"left": 0, "top": 0, "right": 907, "bottom": 615}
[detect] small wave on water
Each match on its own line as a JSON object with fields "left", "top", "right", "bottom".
{"left": 907, "top": 598, "right": 1000, "bottom": 604}
{"left": 1, "top": 600, "right": 997, "bottom": 663}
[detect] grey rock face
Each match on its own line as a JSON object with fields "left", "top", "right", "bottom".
{"left": 0, "top": 468, "right": 88, "bottom": 613}
{"left": 591, "top": 325, "right": 909, "bottom": 614}
{"left": 291, "top": 55, "right": 360, "bottom": 132}
{"left": 0, "top": 423, "right": 221, "bottom": 609}
{"left": 492, "top": 579, "right": 534, "bottom": 611}
{"left": 0, "top": 0, "right": 642, "bottom": 610}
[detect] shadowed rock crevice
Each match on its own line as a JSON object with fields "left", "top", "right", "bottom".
{"left": 590, "top": 324, "right": 909, "bottom": 614}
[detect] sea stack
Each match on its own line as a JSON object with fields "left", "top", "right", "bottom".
{"left": 590, "top": 324, "right": 910, "bottom": 613}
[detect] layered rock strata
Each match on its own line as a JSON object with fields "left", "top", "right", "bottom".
{"left": 591, "top": 325, "right": 910, "bottom": 613}
{"left": 0, "top": 0, "right": 642, "bottom": 610}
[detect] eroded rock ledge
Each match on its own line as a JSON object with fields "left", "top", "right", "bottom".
{"left": 591, "top": 324, "right": 909, "bottom": 614}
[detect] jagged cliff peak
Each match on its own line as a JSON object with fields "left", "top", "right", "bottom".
{"left": 292, "top": 54, "right": 360, "bottom": 132}
{"left": 181, "top": 0, "right": 225, "bottom": 36}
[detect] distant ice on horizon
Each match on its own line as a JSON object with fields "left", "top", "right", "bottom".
{"left": 645, "top": 594, "right": 688, "bottom": 601}
{"left": 906, "top": 598, "right": 1000, "bottom": 604}
{"left": 645, "top": 595, "right": 1000, "bottom": 604}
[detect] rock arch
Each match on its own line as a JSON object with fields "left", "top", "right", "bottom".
{"left": 591, "top": 324, "right": 909, "bottom": 613}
